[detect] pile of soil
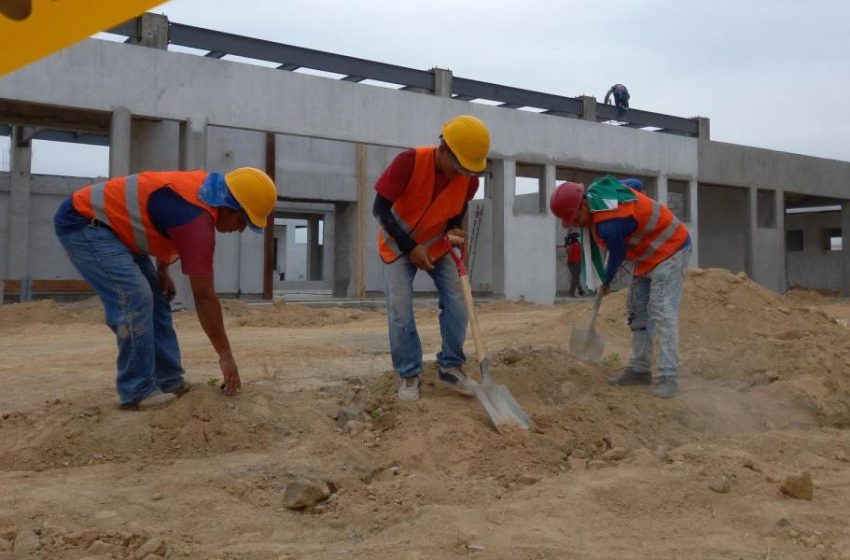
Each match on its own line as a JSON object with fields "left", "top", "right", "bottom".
{"left": 0, "top": 385, "right": 280, "bottom": 471}
{"left": 0, "top": 297, "right": 103, "bottom": 328}
{"left": 223, "top": 300, "right": 379, "bottom": 328}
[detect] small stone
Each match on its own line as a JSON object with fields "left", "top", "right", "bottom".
{"left": 655, "top": 445, "right": 672, "bottom": 463}
{"left": 345, "top": 420, "right": 365, "bottom": 436}
{"left": 13, "top": 529, "right": 40, "bottom": 555}
{"left": 708, "top": 476, "right": 732, "bottom": 494}
{"left": 336, "top": 406, "right": 366, "bottom": 429}
{"left": 777, "top": 306, "right": 791, "bottom": 315}
{"left": 781, "top": 472, "right": 813, "bottom": 500}
{"left": 586, "top": 460, "right": 609, "bottom": 470}
{"left": 151, "top": 493, "right": 163, "bottom": 501}
{"left": 776, "top": 518, "right": 791, "bottom": 527}
{"left": 87, "top": 539, "right": 115, "bottom": 555}
{"left": 467, "top": 544, "right": 485, "bottom": 553}
{"left": 283, "top": 479, "right": 331, "bottom": 510}
{"left": 601, "top": 447, "right": 629, "bottom": 462}
{"left": 135, "top": 537, "right": 166, "bottom": 558}
{"left": 517, "top": 474, "right": 542, "bottom": 486}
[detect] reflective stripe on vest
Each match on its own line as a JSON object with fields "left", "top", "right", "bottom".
{"left": 89, "top": 174, "right": 149, "bottom": 254}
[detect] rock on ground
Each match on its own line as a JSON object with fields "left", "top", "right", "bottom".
{"left": 781, "top": 472, "right": 814, "bottom": 500}
{"left": 283, "top": 479, "right": 331, "bottom": 509}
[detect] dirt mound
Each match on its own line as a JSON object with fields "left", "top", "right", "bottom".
{"left": 589, "top": 268, "right": 850, "bottom": 426}
{"left": 0, "top": 297, "right": 103, "bottom": 328}
{"left": 228, "top": 301, "right": 378, "bottom": 328}
{"left": 0, "top": 385, "right": 281, "bottom": 471}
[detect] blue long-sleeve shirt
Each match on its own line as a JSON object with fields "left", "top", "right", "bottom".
{"left": 596, "top": 217, "right": 638, "bottom": 284}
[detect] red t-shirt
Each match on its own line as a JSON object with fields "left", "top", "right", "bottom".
{"left": 168, "top": 213, "right": 216, "bottom": 278}
{"left": 567, "top": 243, "right": 581, "bottom": 264}
{"left": 375, "top": 149, "right": 479, "bottom": 202}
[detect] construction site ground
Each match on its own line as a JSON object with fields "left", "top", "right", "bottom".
{"left": 1, "top": 268, "right": 849, "bottom": 560}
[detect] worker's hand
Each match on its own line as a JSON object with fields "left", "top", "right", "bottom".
{"left": 446, "top": 228, "right": 467, "bottom": 246}
{"left": 219, "top": 353, "right": 241, "bottom": 396}
{"left": 158, "top": 270, "right": 176, "bottom": 302}
{"left": 599, "top": 284, "right": 612, "bottom": 297}
{"left": 409, "top": 245, "right": 434, "bottom": 270}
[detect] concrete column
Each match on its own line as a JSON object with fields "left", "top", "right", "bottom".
{"left": 693, "top": 117, "right": 710, "bottom": 140}
{"left": 775, "top": 188, "right": 786, "bottom": 293}
{"left": 656, "top": 174, "right": 668, "bottom": 207}
{"left": 580, "top": 96, "right": 597, "bottom": 122}
{"left": 179, "top": 117, "right": 208, "bottom": 170}
{"left": 432, "top": 67, "right": 452, "bottom": 97}
{"left": 307, "top": 215, "right": 321, "bottom": 281}
{"left": 109, "top": 107, "right": 131, "bottom": 177}
{"left": 746, "top": 187, "right": 757, "bottom": 278}
{"left": 490, "top": 159, "right": 512, "bottom": 297}
{"left": 687, "top": 179, "right": 699, "bottom": 268}
{"left": 173, "top": 117, "right": 208, "bottom": 309}
{"left": 130, "top": 118, "right": 180, "bottom": 173}
{"left": 8, "top": 126, "right": 32, "bottom": 282}
{"left": 322, "top": 211, "right": 334, "bottom": 288}
{"left": 841, "top": 202, "right": 850, "bottom": 295}
{"left": 137, "top": 13, "right": 169, "bottom": 49}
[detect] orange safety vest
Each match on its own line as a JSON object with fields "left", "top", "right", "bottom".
{"left": 71, "top": 170, "right": 217, "bottom": 264}
{"left": 378, "top": 147, "right": 472, "bottom": 264}
{"left": 591, "top": 190, "right": 689, "bottom": 277}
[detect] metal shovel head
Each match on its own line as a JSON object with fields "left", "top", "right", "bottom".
{"left": 473, "top": 382, "right": 533, "bottom": 431}
{"left": 570, "top": 326, "right": 606, "bottom": 363}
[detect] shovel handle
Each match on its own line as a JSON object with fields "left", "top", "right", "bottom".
{"left": 587, "top": 292, "right": 603, "bottom": 329}
{"left": 446, "top": 237, "right": 486, "bottom": 366}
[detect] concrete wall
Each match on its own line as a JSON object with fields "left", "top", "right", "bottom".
{"left": 786, "top": 211, "right": 843, "bottom": 291}
{"left": 697, "top": 184, "right": 749, "bottom": 274}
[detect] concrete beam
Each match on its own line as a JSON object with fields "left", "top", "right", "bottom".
{"left": 136, "top": 13, "right": 169, "bottom": 50}
{"left": 694, "top": 117, "right": 710, "bottom": 140}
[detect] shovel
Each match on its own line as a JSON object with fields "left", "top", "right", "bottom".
{"left": 570, "top": 293, "right": 606, "bottom": 362}
{"left": 445, "top": 237, "right": 533, "bottom": 431}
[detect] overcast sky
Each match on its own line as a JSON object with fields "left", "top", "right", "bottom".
{"left": 5, "top": 0, "right": 848, "bottom": 176}
{"left": 145, "top": 0, "right": 849, "bottom": 163}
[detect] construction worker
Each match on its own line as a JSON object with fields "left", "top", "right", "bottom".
{"left": 53, "top": 168, "right": 277, "bottom": 409}
{"left": 550, "top": 177, "right": 691, "bottom": 398}
{"left": 604, "top": 83, "right": 630, "bottom": 110}
{"left": 620, "top": 177, "right": 645, "bottom": 194}
{"left": 374, "top": 115, "right": 489, "bottom": 401}
{"left": 565, "top": 232, "right": 585, "bottom": 297}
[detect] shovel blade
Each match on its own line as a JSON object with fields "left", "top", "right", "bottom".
{"left": 473, "top": 383, "right": 532, "bottom": 431}
{"left": 570, "top": 327, "right": 606, "bottom": 363}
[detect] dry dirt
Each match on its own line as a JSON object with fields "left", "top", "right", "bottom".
{"left": 1, "top": 268, "right": 850, "bottom": 559}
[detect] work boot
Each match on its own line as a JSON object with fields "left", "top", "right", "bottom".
{"left": 607, "top": 368, "right": 652, "bottom": 386}
{"left": 165, "top": 381, "right": 192, "bottom": 398}
{"left": 652, "top": 376, "right": 679, "bottom": 399}
{"left": 119, "top": 390, "right": 176, "bottom": 411}
{"left": 437, "top": 366, "right": 474, "bottom": 396}
{"left": 397, "top": 375, "right": 420, "bottom": 402}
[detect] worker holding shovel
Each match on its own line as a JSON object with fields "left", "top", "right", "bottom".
{"left": 373, "top": 115, "right": 489, "bottom": 402}
{"left": 550, "top": 176, "right": 691, "bottom": 398}
{"left": 54, "top": 168, "right": 277, "bottom": 409}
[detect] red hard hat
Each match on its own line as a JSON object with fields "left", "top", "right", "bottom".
{"left": 549, "top": 181, "right": 585, "bottom": 227}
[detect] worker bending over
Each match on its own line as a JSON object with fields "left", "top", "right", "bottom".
{"left": 54, "top": 167, "right": 277, "bottom": 409}
{"left": 550, "top": 176, "right": 691, "bottom": 398}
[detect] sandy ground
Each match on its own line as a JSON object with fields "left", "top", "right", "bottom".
{"left": 1, "top": 269, "right": 849, "bottom": 559}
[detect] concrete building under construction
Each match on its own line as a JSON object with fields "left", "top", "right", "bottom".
{"left": 2, "top": 13, "right": 849, "bottom": 303}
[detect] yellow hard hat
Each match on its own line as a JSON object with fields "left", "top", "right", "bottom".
{"left": 441, "top": 115, "right": 490, "bottom": 173}
{"left": 224, "top": 167, "right": 277, "bottom": 229}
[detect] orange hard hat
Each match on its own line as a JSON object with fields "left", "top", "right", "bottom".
{"left": 549, "top": 181, "right": 585, "bottom": 227}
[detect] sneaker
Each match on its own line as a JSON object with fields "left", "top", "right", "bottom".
{"left": 119, "top": 390, "right": 176, "bottom": 411}
{"left": 607, "top": 368, "right": 652, "bottom": 386}
{"left": 397, "top": 375, "right": 420, "bottom": 401}
{"left": 437, "top": 366, "right": 474, "bottom": 397}
{"left": 165, "top": 381, "right": 191, "bottom": 398}
{"left": 652, "top": 377, "right": 679, "bottom": 399}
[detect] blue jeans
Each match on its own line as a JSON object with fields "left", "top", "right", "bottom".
{"left": 383, "top": 253, "right": 467, "bottom": 378}
{"left": 626, "top": 248, "right": 691, "bottom": 378}
{"left": 56, "top": 223, "right": 185, "bottom": 405}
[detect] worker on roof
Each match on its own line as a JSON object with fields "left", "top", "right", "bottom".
{"left": 604, "top": 83, "right": 631, "bottom": 110}
{"left": 374, "top": 115, "right": 489, "bottom": 401}
{"left": 54, "top": 167, "right": 277, "bottom": 410}
{"left": 550, "top": 175, "right": 691, "bottom": 399}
